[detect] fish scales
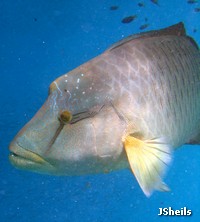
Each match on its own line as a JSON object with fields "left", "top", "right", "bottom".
{"left": 101, "top": 36, "right": 200, "bottom": 146}
{"left": 9, "top": 23, "right": 200, "bottom": 196}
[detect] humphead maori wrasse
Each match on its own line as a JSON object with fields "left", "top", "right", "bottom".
{"left": 9, "top": 23, "right": 200, "bottom": 196}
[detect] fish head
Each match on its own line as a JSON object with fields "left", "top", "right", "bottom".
{"left": 9, "top": 71, "right": 126, "bottom": 175}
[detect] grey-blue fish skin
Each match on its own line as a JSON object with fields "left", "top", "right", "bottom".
{"left": 9, "top": 23, "right": 200, "bottom": 195}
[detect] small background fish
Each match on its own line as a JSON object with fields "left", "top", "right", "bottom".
{"left": 121, "top": 15, "right": 137, "bottom": 23}
{"left": 187, "top": 0, "right": 198, "bottom": 4}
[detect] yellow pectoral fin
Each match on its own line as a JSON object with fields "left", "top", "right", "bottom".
{"left": 124, "top": 135, "right": 172, "bottom": 197}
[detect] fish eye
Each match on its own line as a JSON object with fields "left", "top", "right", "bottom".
{"left": 59, "top": 110, "right": 72, "bottom": 124}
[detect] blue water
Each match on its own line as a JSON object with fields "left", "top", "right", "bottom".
{"left": 1, "top": 0, "right": 200, "bottom": 221}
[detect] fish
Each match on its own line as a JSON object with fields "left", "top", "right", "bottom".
{"left": 9, "top": 22, "right": 200, "bottom": 197}
{"left": 121, "top": 15, "right": 137, "bottom": 24}
{"left": 138, "top": 2, "right": 145, "bottom": 7}
{"left": 139, "top": 23, "right": 149, "bottom": 30}
{"left": 194, "top": 7, "right": 200, "bottom": 12}
{"left": 187, "top": 0, "right": 198, "bottom": 4}
{"left": 150, "top": 0, "right": 159, "bottom": 6}
{"left": 109, "top": 6, "right": 119, "bottom": 11}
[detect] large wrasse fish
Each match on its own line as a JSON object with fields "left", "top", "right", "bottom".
{"left": 9, "top": 22, "right": 200, "bottom": 196}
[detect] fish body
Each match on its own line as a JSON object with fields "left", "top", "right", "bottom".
{"left": 9, "top": 23, "right": 200, "bottom": 196}
{"left": 110, "top": 5, "right": 119, "bottom": 10}
{"left": 150, "top": 0, "right": 159, "bottom": 6}
{"left": 138, "top": 2, "right": 145, "bottom": 7}
{"left": 121, "top": 15, "right": 137, "bottom": 24}
{"left": 194, "top": 7, "right": 200, "bottom": 12}
{"left": 139, "top": 23, "right": 149, "bottom": 30}
{"left": 187, "top": 0, "right": 198, "bottom": 4}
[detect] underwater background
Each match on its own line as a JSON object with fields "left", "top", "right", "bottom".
{"left": 1, "top": 0, "right": 200, "bottom": 221}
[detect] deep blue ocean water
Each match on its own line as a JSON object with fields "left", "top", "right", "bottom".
{"left": 1, "top": 0, "right": 200, "bottom": 221}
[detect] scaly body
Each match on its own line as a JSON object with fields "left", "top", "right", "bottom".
{"left": 9, "top": 23, "right": 200, "bottom": 196}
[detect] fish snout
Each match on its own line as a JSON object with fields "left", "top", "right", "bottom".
{"left": 9, "top": 139, "right": 56, "bottom": 174}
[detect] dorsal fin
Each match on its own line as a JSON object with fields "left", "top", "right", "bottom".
{"left": 108, "top": 22, "right": 187, "bottom": 51}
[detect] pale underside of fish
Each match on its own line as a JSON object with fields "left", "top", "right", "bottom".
{"left": 9, "top": 22, "right": 200, "bottom": 197}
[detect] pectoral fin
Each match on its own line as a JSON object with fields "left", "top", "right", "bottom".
{"left": 123, "top": 135, "right": 172, "bottom": 197}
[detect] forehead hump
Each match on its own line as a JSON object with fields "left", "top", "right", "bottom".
{"left": 50, "top": 72, "right": 88, "bottom": 90}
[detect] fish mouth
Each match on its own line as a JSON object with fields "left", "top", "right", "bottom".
{"left": 9, "top": 142, "right": 55, "bottom": 172}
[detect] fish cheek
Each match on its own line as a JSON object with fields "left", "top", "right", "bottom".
{"left": 47, "top": 120, "right": 96, "bottom": 164}
{"left": 91, "top": 112, "right": 124, "bottom": 159}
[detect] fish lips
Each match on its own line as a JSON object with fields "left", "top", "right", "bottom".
{"left": 9, "top": 142, "right": 56, "bottom": 173}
